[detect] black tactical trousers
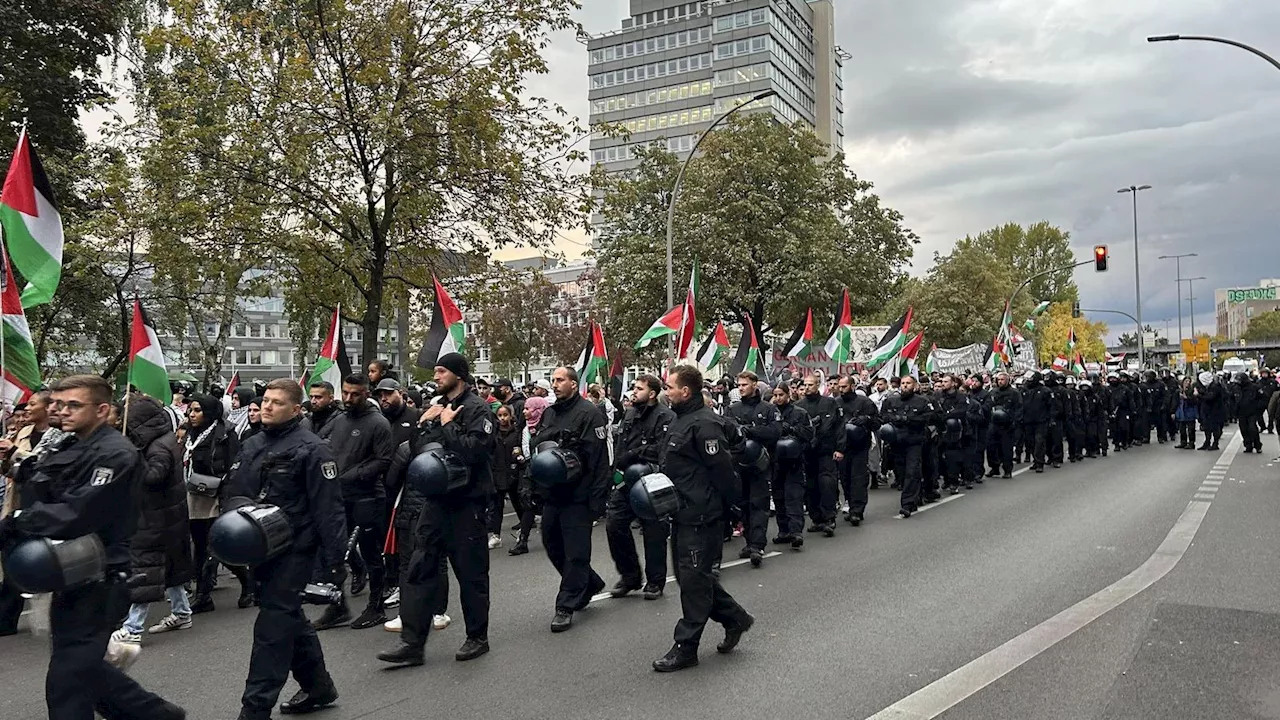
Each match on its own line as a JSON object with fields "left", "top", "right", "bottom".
{"left": 671, "top": 521, "right": 751, "bottom": 648}
{"left": 244, "top": 550, "right": 334, "bottom": 716}
{"left": 541, "top": 501, "right": 605, "bottom": 612}
{"left": 1027, "top": 422, "right": 1047, "bottom": 468}
{"left": 968, "top": 430, "right": 988, "bottom": 480}
{"left": 1047, "top": 421, "right": 1064, "bottom": 464}
{"left": 605, "top": 487, "right": 669, "bottom": 589}
{"left": 940, "top": 441, "right": 966, "bottom": 488}
{"left": 840, "top": 447, "right": 871, "bottom": 516}
{"left": 400, "top": 499, "right": 490, "bottom": 647}
{"left": 897, "top": 441, "right": 924, "bottom": 512}
{"left": 988, "top": 426, "right": 1014, "bottom": 473}
{"left": 1240, "top": 413, "right": 1262, "bottom": 451}
{"left": 1178, "top": 421, "right": 1197, "bottom": 448}
{"left": 803, "top": 452, "right": 838, "bottom": 524}
{"left": 740, "top": 467, "right": 771, "bottom": 551}
{"left": 48, "top": 578, "right": 180, "bottom": 720}
{"left": 770, "top": 460, "right": 806, "bottom": 537}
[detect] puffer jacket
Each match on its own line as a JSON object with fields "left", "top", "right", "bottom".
{"left": 125, "top": 396, "right": 194, "bottom": 604}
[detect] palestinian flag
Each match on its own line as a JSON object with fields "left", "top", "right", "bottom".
{"left": 575, "top": 321, "right": 608, "bottom": 392}
{"left": 901, "top": 332, "right": 924, "bottom": 363}
{"left": 784, "top": 308, "right": 815, "bottom": 360}
{"left": 823, "top": 288, "right": 855, "bottom": 364}
{"left": 1071, "top": 351, "right": 1086, "bottom": 376}
{"left": 866, "top": 307, "right": 913, "bottom": 368}
{"left": 675, "top": 258, "right": 700, "bottom": 360}
{"left": 876, "top": 331, "right": 925, "bottom": 381}
{"left": 0, "top": 252, "right": 39, "bottom": 406}
{"left": 226, "top": 371, "right": 240, "bottom": 395}
{"left": 985, "top": 333, "right": 1004, "bottom": 372}
{"left": 311, "top": 306, "right": 343, "bottom": 390}
{"left": 696, "top": 321, "right": 731, "bottom": 370}
{"left": 1031, "top": 300, "right": 1051, "bottom": 316}
{"left": 128, "top": 297, "right": 171, "bottom": 404}
{"left": 1023, "top": 317, "right": 1036, "bottom": 332}
{"left": 1065, "top": 327, "right": 1077, "bottom": 353}
{"left": 1008, "top": 325, "right": 1026, "bottom": 344}
{"left": 0, "top": 129, "right": 63, "bottom": 309}
{"left": 607, "top": 352, "right": 624, "bottom": 403}
{"left": 416, "top": 276, "right": 466, "bottom": 369}
{"left": 636, "top": 304, "right": 682, "bottom": 349}
{"left": 729, "top": 313, "right": 763, "bottom": 376}
{"left": 924, "top": 344, "right": 938, "bottom": 374}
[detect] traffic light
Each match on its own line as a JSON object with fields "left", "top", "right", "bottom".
{"left": 1094, "top": 245, "right": 1108, "bottom": 272}
{"left": 1072, "top": 301, "right": 1081, "bottom": 318}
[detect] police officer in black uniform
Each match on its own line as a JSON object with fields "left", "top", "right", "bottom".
{"left": 378, "top": 353, "right": 494, "bottom": 666}
{"left": 966, "top": 375, "right": 991, "bottom": 483}
{"left": 224, "top": 379, "right": 347, "bottom": 720}
{"left": 986, "top": 372, "right": 1021, "bottom": 477}
{"left": 0, "top": 375, "right": 185, "bottom": 720}
{"left": 606, "top": 374, "right": 674, "bottom": 600}
{"left": 796, "top": 374, "right": 842, "bottom": 537}
{"left": 834, "top": 374, "right": 879, "bottom": 525}
{"left": 726, "top": 371, "right": 780, "bottom": 567}
{"left": 933, "top": 374, "right": 971, "bottom": 494}
{"left": 1021, "top": 371, "right": 1050, "bottom": 471}
{"left": 770, "top": 383, "right": 812, "bottom": 549}
{"left": 651, "top": 364, "right": 754, "bottom": 672}
{"left": 536, "top": 366, "right": 609, "bottom": 633}
{"left": 881, "top": 375, "right": 934, "bottom": 517}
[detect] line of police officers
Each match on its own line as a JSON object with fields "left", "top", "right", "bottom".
{"left": 2, "top": 359, "right": 1228, "bottom": 718}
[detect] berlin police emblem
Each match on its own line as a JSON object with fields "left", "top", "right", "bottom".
{"left": 321, "top": 461, "right": 338, "bottom": 480}
{"left": 704, "top": 439, "right": 718, "bottom": 455}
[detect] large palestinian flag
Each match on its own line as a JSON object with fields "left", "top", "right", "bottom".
{"left": 784, "top": 308, "right": 815, "bottom": 360}
{"left": 866, "top": 307, "right": 913, "bottom": 368}
{"left": 310, "top": 306, "right": 343, "bottom": 390}
{"left": 575, "top": 321, "right": 608, "bottom": 392}
{"left": 416, "top": 276, "right": 466, "bottom": 369}
{"left": 0, "top": 252, "right": 38, "bottom": 407}
{"left": 128, "top": 297, "right": 171, "bottom": 404}
{"left": 636, "top": 305, "right": 682, "bottom": 349}
{"left": 729, "top": 313, "right": 763, "bottom": 377}
{"left": 696, "top": 321, "right": 731, "bottom": 370}
{"left": 823, "top": 288, "right": 855, "bottom": 364}
{"left": 0, "top": 129, "right": 63, "bottom": 308}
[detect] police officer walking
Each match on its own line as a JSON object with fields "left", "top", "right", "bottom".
{"left": 535, "top": 366, "right": 609, "bottom": 632}
{"left": 606, "top": 374, "right": 674, "bottom": 600}
{"left": 726, "top": 371, "right": 780, "bottom": 567}
{"left": 796, "top": 375, "right": 841, "bottom": 537}
{"left": 833, "top": 375, "right": 879, "bottom": 526}
{"left": 769, "top": 383, "right": 812, "bottom": 548}
{"left": 222, "top": 379, "right": 348, "bottom": 720}
{"left": 651, "top": 365, "right": 754, "bottom": 672}
{"left": 881, "top": 375, "right": 934, "bottom": 517}
{"left": 378, "top": 353, "right": 494, "bottom": 666}
{"left": 0, "top": 375, "right": 186, "bottom": 720}
{"left": 986, "top": 372, "right": 1019, "bottom": 478}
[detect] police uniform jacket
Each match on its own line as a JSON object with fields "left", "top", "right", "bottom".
{"left": 659, "top": 393, "right": 739, "bottom": 526}
{"left": 225, "top": 417, "right": 347, "bottom": 569}
{"left": 727, "top": 394, "right": 782, "bottom": 449}
{"left": 968, "top": 387, "right": 992, "bottom": 431}
{"left": 1141, "top": 380, "right": 1165, "bottom": 415}
{"left": 990, "top": 385, "right": 1022, "bottom": 426}
{"left": 835, "top": 391, "right": 880, "bottom": 452}
{"left": 797, "top": 393, "right": 842, "bottom": 453}
{"left": 318, "top": 401, "right": 394, "bottom": 502}
{"left": 1046, "top": 382, "right": 1068, "bottom": 423}
{"left": 882, "top": 392, "right": 934, "bottom": 445}
{"left": 613, "top": 402, "right": 675, "bottom": 472}
{"left": 933, "top": 390, "right": 970, "bottom": 443}
{"left": 1021, "top": 381, "right": 1050, "bottom": 423}
{"left": 537, "top": 394, "right": 609, "bottom": 511}
{"left": 776, "top": 402, "right": 814, "bottom": 447}
{"left": 411, "top": 387, "right": 496, "bottom": 502}
{"left": 14, "top": 424, "right": 141, "bottom": 569}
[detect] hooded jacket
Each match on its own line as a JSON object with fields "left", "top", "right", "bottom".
{"left": 125, "top": 395, "right": 194, "bottom": 603}
{"left": 318, "top": 399, "right": 395, "bottom": 502}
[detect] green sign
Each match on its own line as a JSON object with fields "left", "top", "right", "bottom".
{"left": 1227, "top": 286, "right": 1278, "bottom": 304}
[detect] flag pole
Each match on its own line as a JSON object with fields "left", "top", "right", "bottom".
{"left": 122, "top": 292, "right": 136, "bottom": 435}
{"left": 0, "top": 223, "right": 8, "bottom": 422}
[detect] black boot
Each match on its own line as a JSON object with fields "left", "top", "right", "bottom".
{"left": 351, "top": 577, "right": 387, "bottom": 629}
{"left": 377, "top": 642, "right": 425, "bottom": 666}
{"left": 230, "top": 565, "right": 255, "bottom": 608}
{"left": 652, "top": 643, "right": 699, "bottom": 672}
{"left": 279, "top": 683, "right": 338, "bottom": 714}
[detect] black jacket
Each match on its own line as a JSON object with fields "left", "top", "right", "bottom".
{"left": 613, "top": 402, "right": 675, "bottom": 472}
{"left": 412, "top": 387, "right": 496, "bottom": 501}
{"left": 933, "top": 389, "right": 971, "bottom": 443}
{"left": 1199, "top": 381, "right": 1226, "bottom": 424}
{"left": 125, "top": 398, "right": 194, "bottom": 603}
{"left": 537, "top": 394, "right": 609, "bottom": 512}
{"left": 225, "top": 417, "right": 347, "bottom": 568}
{"left": 302, "top": 403, "right": 339, "bottom": 435}
{"left": 990, "top": 384, "right": 1022, "bottom": 426}
{"left": 659, "top": 393, "right": 739, "bottom": 525}
{"left": 319, "top": 401, "right": 394, "bottom": 502}
{"left": 14, "top": 424, "right": 142, "bottom": 569}
{"left": 1021, "top": 381, "right": 1051, "bottom": 423}
{"left": 383, "top": 402, "right": 422, "bottom": 450}
{"left": 796, "top": 393, "right": 842, "bottom": 453}
{"left": 493, "top": 425, "right": 522, "bottom": 493}
{"left": 727, "top": 393, "right": 782, "bottom": 449}
{"left": 882, "top": 391, "right": 934, "bottom": 445}
{"left": 835, "top": 391, "right": 880, "bottom": 452}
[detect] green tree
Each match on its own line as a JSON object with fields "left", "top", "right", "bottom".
{"left": 1117, "top": 325, "right": 1166, "bottom": 347}
{"left": 1243, "top": 311, "right": 1280, "bottom": 341}
{"left": 964, "top": 222, "right": 1079, "bottom": 305}
{"left": 594, "top": 114, "right": 917, "bottom": 354}
{"left": 1037, "top": 302, "right": 1108, "bottom": 364}
{"left": 897, "top": 244, "right": 1016, "bottom": 348}
{"left": 137, "top": 0, "right": 590, "bottom": 362}
{"left": 478, "top": 271, "right": 557, "bottom": 380}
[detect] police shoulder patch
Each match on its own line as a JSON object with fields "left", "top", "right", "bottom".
{"left": 595, "top": 426, "right": 607, "bottom": 440}
{"left": 704, "top": 439, "right": 719, "bottom": 455}
{"left": 90, "top": 467, "right": 115, "bottom": 487}
{"left": 483, "top": 419, "right": 494, "bottom": 434}
{"left": 321, "top": 461, "right": 338, "bottom": 480}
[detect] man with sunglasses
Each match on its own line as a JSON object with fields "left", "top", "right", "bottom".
{"left": 0, "top": 375, "right": 186, "bottom": 720}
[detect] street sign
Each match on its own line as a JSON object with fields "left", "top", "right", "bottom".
{"left": 1182, "top": 338, "right": 1211, "bottom": 363}
{"left": 1142, "top": 331, "right": 1157, "bottom": 348}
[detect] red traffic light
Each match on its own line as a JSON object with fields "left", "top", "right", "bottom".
{"left": 1094, "top": 245, "right": 1108, "bottom": 272}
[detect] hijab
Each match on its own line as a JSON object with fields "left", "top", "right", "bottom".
{"left": 189, "top": 394, "right": 223, "bottom": 431}
{"left": 523, "top": 395, "right": 548, "bottom": 430}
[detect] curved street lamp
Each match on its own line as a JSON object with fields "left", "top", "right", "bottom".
{"left": 1148, "top": 35, "right": 1280, "bottom": 73}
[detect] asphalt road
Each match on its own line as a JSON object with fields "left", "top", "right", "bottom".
{"left": 2, "top": 426, "right": 1273, "bottom": 720}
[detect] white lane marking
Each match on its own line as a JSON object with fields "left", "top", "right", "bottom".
{"left": 864, "top": 432, "right": 1241, "bottom": 720}
{"left": 1202, "top": 480, "right": 1222, "bottom": 485}
{"left": 893, "top": 493, "right": 965, "bottom": 519}
{"left": 587, "top": 551, "right": 784, "bottom": 604}
{"left": 1193, "top": 493, "right": 1217, "bottom": 500}
{"left": 1196, "top": 486, "right": 1219, "bottom": 493}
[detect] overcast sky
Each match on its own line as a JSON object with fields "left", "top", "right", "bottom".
{"left": 533, "top": 0, "right": 1280, "bottom": 342}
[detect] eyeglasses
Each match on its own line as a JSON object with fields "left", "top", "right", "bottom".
{"left": 51, "top": 400, "right": 99, "bottom": 412}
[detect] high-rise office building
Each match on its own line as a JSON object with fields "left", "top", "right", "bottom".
{"left": 586, "top": 0, "right": 845, "bottom": 173}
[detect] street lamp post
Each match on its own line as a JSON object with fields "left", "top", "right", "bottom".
{"left": 1117, "top": 185, "right": 1152, "bottom": 367}
{"left": 1158, "top": 252, "right": 1197, "bottom": 344}
{"left": 665, "top": 89, "right": 779, "bottom": 310}
{"left": 1183, "top": 276, "right": 1206, "bottom": 338}
{"left": 1148, "top": 35, "right": 1280, "bottom": 73}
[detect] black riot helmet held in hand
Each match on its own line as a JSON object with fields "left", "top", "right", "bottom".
{"left": 406, "top": 442, "right": 470, "bottom": 497}
{"left": 2, "top": 534, "right": 107, "bottom": 594}
{"left": 529, "top": 440, "right": 583, "bottom": 488}
{"left": 208, "top": 497, "right": 294, "bottom": 567}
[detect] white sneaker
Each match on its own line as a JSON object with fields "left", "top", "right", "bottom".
{"left": 147, "top": 614, "right": 192, "bottom": 634}
{"left": 105, "top": 638, "right": 141, "bottom": 671}
{"left": 111, "top": 628, "right": 142, "bottom": 645}
{"left": 487, "top": 533, "right": 502, "bottom": 549}
{"left": 433, "top": 614, "right": 451, "bottom": 630}
{"left": 384, "top": 615, "right": 402, "bottom": 632}
{"left": 383, "top": 588, "right": 400, "bottom": 608}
